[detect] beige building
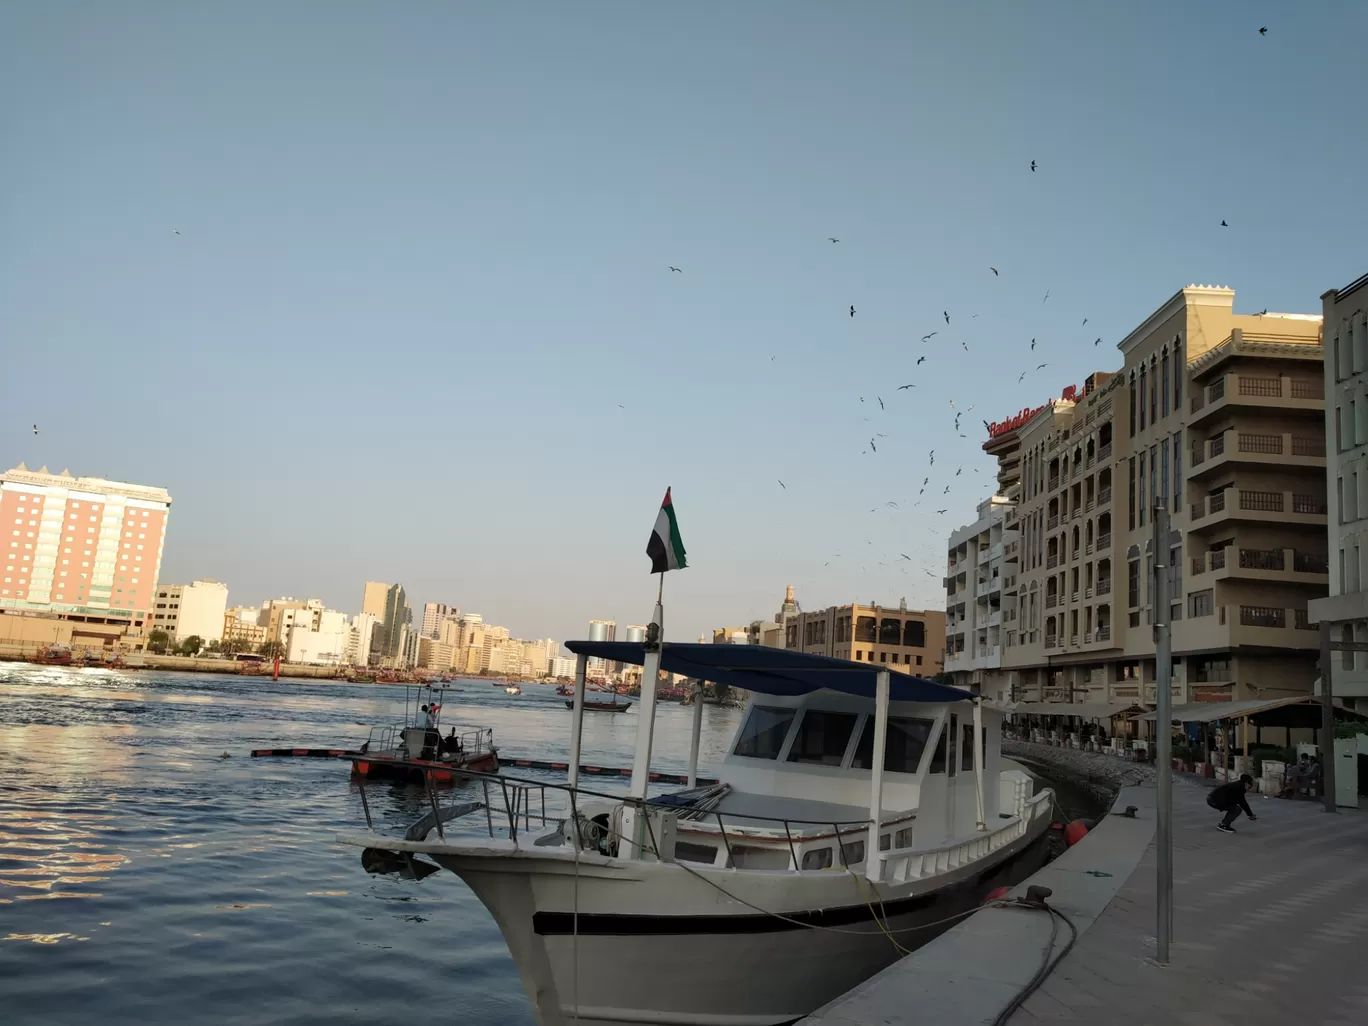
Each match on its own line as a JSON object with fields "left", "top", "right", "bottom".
{"left": 418, "top": 636, "right": 455, "bottom": 670}
{"left": 1309, "top": 272, "right": 1368, "bottom": 709}
{"left": 150, "top": 580, "right": 229, "bottom": 644}
{"left": 990, "top": 285, "right": 1326, "bottom": 706}
{"left": 784, "top": 596, "right": 945, "bottom": 676}
{"left": 222, "top": 606, "right": 267, "bottom": 649}
{"left": 361, "top": 581, "right": 389, "bottom": 620}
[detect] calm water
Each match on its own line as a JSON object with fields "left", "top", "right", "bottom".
{"left": 0, "top": 665, "right": 744, "bottom": 1026}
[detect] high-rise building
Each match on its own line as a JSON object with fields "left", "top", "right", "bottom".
{"left": 345, "top": 612, "right": 379, "bottom": 665}
{"left": 376, "top": 583, "right": 412, "bottom": 660}
{"left": 151, "top": 580, "right": 229, "bottom": 644}
{"left": 587, "top": 618, "right": 617, "bottom": 674}
{"left": 0, "top": 463, "right": 171, "bottom": 628}
{"left": 784, "top": 599, "right": 945, "bottom": 675}
{"left": 421, "top": 602, "right": 456, "bottom": 639}
{"left": 1309, "top": 271, "right": 1368, "bottom": 711}
{"left": 285, "top": 607, "right": 348, "bottom": 665}
{"left": 623, "top": 625, "right": 646, "bottom": 644}
{"left": 982, "top": 284, "right": 1326, "bottom": 706}
{"left": 361, "top": 581, "right": 389, "bottom": 620}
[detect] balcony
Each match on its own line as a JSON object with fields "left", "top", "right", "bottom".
{"left": 1097, "top": 532, "right": 1111, "bottom": 549}
{"left": 1097, "top": 579, "right": 1112, "bottom": 596}
{"left": 1045, "top": 594, "right": 1058, "bottom": 608}
{"left": 1048, "top": 476, "right": 1060, "bottom": 491}
{"left": 1046, "top": 553, "right": 1059, "bottom": 569}
{"left": 1098, "top": 486, "right": 1112, "bottom": 507}
{"left": 1189, "top": 544, "right": 1328, "bottom": 582}
{"left": 1096, "top": 625, "right": 1111, "bottom": 642}
{"left": 1046, "top": 514, "right": 1060, "bottom": 530}
{"left": 1188, "top": 429, "right": 1326, "bottom": 479}
{"left": 1187, "top": 371, "right": 1326, "bottom": 428}
{"left": 1191, "top": 487, "right": 1329, "bottom": 531}
{"left": 1098, "top": 442, "right": 1112, "bottom": 462}
{"left": 1171, "top": 604, "right": 1320, "bottom": 653}
{"left": 1071, "top": 508, "right": 1082, "bottom": 520}
{"left": 1045, "top": 635, "right": 1059, "bottom": 649}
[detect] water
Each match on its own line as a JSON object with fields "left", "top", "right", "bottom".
{"left": 0, "top": 665, "right": 743, "bottom": 1026}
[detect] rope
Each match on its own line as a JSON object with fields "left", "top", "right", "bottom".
{"left": 990, "top": 901, "right": 1078, "bottom": 1026}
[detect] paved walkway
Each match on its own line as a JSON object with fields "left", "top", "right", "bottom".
{"left": 1011, "top": 780, "right": 1368, "bottom": 1026}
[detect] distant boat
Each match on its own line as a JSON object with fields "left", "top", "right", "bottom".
{"left": 34, "top": 645, "right": 74, "bottom": 666}
{"left": 505, "top": 685, "right": 522, "bottom": 695}
{"left": 567, "top": 695, "right": 631, "bottom": 713}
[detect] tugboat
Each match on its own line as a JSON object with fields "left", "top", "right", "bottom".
{"left": 351, "top": 685, "right": 498, "bottom": 783}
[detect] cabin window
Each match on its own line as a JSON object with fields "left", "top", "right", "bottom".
{"left": 839, "top": 839, "right": 865, "bottom": 865}
{"left": 732, "top": 706, "right": 796, "bottom": 760}
{"left": 928, "top": 724, "right": 949, "bottom": 773}
{"left": 894, "top": 826, "right": 914, "bottom": 848}
{"left": 961, "top": 724, "right": 986, "bottom": 770}
{"left": 786, "top": 710, "right": 858, "bottom": 766}
{"left": 730, "top": 845, "right": 791, "bottom": 870}
{"left": 801, "top": 846, "right": 833, "bottom": 870}
{"left": 850, "top": 716, "right": 935, "bottom": 773}
{"left": 674, "top": 841, "right": 719, "bottom": 865}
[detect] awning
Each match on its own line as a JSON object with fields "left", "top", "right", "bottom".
{"left": 1135, "top": 695, "right": 1367, "bottom": 725}
{"left": 563, "top": 640, "right": 969, "bottom": 703}
{"left": 1006, "top": 702, "right": 1143, "bottom": 719}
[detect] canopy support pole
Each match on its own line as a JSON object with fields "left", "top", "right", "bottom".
{"left": 687, "top": 680, "right": 704, "bottom": 787}
{"left": 865, "top": 670, "right": 890, "bottom": 883}
{"left": 568, "top": 653, "right": 588, "bottom": 791}
{"left": 630, "top": 598, "right": 664, "bottom": 802}
{"left": 972, "top": 698, "right": 987, "bottom": 831}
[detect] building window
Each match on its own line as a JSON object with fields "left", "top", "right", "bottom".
{"left": 1138, "top": 460, "right": 1146, "bottom": 526}
{"left": 879, "top": 651, "right": 888, "bottom": 663}
{"left": 855, "top": 650, "right": 862, "bottom": 660}
{"left": 916, "top": 655, "right": 923, "bottom": 665}
{"left": 1129, "top": 376, "right": 1137, "bottom": 436}
{"left": 1128, "top": 560, "right": 1140, "bottom": 608}
{"left": 1128, "top": 457, "right": 1136, "bottom": 529}
{"left": 1138, "top": 366, "right": 1147, "bottom": 430}
{"left": 1172, "top": 433, "right": 1182, "bottom": 512}
{"left": 1161, "top": 444, "right": 1169, "bottom": 508}
{"left": 903, "top": 620, "right": 926, "bottom": 647}
{"left": 1161, "top": 352, "right": 1170, "bottom": 417}
{"left": 1189, "top": 589, "right": 1214, "bottom": 618}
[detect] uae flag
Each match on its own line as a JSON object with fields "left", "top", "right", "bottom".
{"left": 646, "top": 488, "right": 688, "bottom": 574}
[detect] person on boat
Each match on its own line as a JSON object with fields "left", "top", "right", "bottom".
{"left": 1207, "top": 774, "right": 1257, "bottom": 833}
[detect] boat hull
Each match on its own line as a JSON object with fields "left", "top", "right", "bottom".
{"left": 432, "top": 819, "right": 1050, "bottom": 1026}
{"left": 350, "top": 750, "right": 498, "bottom": 782}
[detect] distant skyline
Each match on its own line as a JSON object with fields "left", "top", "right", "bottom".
{"left": 4, "top": 3, "right": 1366, "bottom": 643}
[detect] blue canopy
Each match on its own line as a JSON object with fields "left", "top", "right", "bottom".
{"left": 563, "top": 641, "right": 968, "bottom": 704}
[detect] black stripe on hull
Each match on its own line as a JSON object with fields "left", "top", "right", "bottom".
{"left": 532, "top": 827, "right": 1050, "bottom": 936}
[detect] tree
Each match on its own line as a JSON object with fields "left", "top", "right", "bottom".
{"left": 258, "top": 640, "right": 286, "bottom": 659}
{"left": 178, "top": 635, "right": 204, "bottom": 657}
{"left": 146, "top": 629, "right": 170, "bottom": 654}
{"left": 220, "top": 637, "right": 247, "bottom": 656}
{"left": 205, "top": 639, "right": 221, "bottom": 653}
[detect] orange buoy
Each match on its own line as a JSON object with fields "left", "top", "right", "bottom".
{"left": 1064, "top": 819, "right": 1089, "bottom": 847}
{"left": 982, "top": 886, "right": 1012, "bottom": 905}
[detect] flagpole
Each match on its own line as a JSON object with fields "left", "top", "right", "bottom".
{"left": 631, "top": 576, "right": 665, "bottom": 803}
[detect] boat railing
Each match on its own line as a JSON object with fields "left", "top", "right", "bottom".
{"left": 354, "top": 760, "right": 897, "bottom": 869}
{"left": 877, "top": 790, "right": 1052, "bottom": 884}
{"left": 364, "top": 723, "right": 406, "bottom": 752}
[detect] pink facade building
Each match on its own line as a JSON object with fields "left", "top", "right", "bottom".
{"left": 1, "top": 463, "right": 172, "bottom": 628}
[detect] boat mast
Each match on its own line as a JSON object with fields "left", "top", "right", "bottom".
{"left": 865, "top": 669, "right": 890, "bottom": 882}
{"left": 686, "top": 677, "right": 704, "bottom": 787}
{"left": 629, "top": 584, "right": 664, "bottom": 801}
{"left": 568, "top": 653, "right": 588, "bottom": 791}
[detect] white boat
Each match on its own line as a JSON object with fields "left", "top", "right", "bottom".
{"left": 340, "top": 635, "right": 1053, "bottom": 1026}
{"left": 505, "top": 684, "right": 522, "bottom": 695}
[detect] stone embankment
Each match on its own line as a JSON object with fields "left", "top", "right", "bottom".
{"left": 1004, "top": 738, "right": 1156, "bottom": 797}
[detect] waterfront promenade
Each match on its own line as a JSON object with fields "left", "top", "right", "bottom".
{"left": 807, "top": 745, "right": 1368, "bottom": 1026}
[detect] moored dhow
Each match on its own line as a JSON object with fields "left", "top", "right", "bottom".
{"left": 340, "top": 639, "right": 1052, "bottom": 1026}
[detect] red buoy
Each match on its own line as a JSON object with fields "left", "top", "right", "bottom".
{"left": 1064, "top": 819, "right": 1089, "bottom": 847}
{"left": 982, "top": 886, "right": 1012, "bottom": 905}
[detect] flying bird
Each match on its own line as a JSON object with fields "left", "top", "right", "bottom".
{"left": 983, "top": 419, "right": 991, "bottom": 432}
{"left": 1030, "top": 338, "right": 1036, "bottom": 350}
{"left": 33, "top": 424, "right": 39, "bottom": 434}
{"left": 936, "top": 509, "right": 947, "bottom": 515}
{"left": 922, "top": 477, "right": 929, "bottom": 486}
{"left": 921, "top": 332, "right": 937, "bottom": 342}
{"left": 929, "top": 451, "right": 935, "bottom": 465}
{"left": 990, "top": 267, "right": 999, "bottom": 276}
{"left": 956, "top": 468, "right": 962, "bottom": 476}
{"left": 1082, "top": 318, "right": 1088, "bottom": 326}
{"left": 669, "top": 266, "right": 682, "bottom": 273}
{"left": 877, "top": 397, "right": 884, "bottom": 410}
{"left": 900, "top": 553, "right": 911, "bottom": 560}
{"left": 618, "top": 404, "right": 625, "bottom": 408}
{"left": 961, "top": 341, "right": 969, "bottom": 351}
{"left": 897, "top": 383, "right": 916, "bottom": 390}
{"left": 1030, "top": 160, "right": 1037, "bottom": 172}
{"left": 850, "top": 305, "right": 856, "bottom": 318}
{"left": 1042, "top": 289, "right": 1050, "bottom": 303}
{"left": 1220, "top": 220, "right": 1228, "bottom": 227}
{"left": 943, "top": 311, "right": 950, "bottom": 324}
{"left": 828, "top": 237, "right": 840, "bottom": 243}
{"left": 943, "top": 485, "right": 951, "bottom": 494}
{"left": 1018, "top": 372, "right": 1027, "bottom": 383}
{"left": 1036, "top": 362, "right": 1049, "bottom": 370}
{"left": 870, "top": 438, "right": 877, "bottom": 452}
{"left": 777, "top": 480, "right": 786, "bottom": 490}
{"left": 172, "top": 229, "right": 180, "bottom": 235}
{"left": 916, "top": 356, "right": 927, "bottom": 365}
{"left": 1095, "top": 337, "right": 1102, "bottom": 346}
{"left": 1259, "top": 26, "right": 1267, "bottom": 35}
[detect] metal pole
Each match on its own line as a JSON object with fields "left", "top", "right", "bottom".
{"left": 568, "top": 653, "right": 588, "bottom": 791}
{"left": 865, "top": 670, "right": 890, "bottom": 882}
{"left": 687, "top": 679, "right": 704, "bottom": 788}
{"left": 630, "top": 599, "right": 665, "bottom": 802}
{"left": 1151, "top": 500, "right": 1173, "bottom": 964}
{"left": 1318, "top": 622, "right": 1338, "bottom": 814}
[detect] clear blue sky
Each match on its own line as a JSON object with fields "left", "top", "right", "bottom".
{"left": 3, "top": 2, "right": 1366, "bottom": 645}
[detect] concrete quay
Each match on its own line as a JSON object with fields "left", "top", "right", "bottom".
{"left": 805, "top": 766, "right": 1368, "bottom": 1025}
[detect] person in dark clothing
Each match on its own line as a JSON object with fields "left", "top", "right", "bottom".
{"left": 1207, "top": 773, "right": 1258, "bottom": 833}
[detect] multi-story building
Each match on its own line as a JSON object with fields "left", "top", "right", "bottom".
{"left": 996, "top": 285, "right": 1326, "bottom": 706}
{"left": 375, "top": 584, "right": 412, "bottom": 661}
{"left": 361, "top": 581, "right": 389, "bottom": 620}
{"left": 418, "top": 636, "right": 455, "bottom": 670}
{"left": 549, "top": 655, "right": 578, "bottom": 679}
{"left": 223, "top": 606, "right": 268, "bottom": 649}
{"left": 151, "top": 580, "right": 228, "bottom": 644}
{"left": 421, "top": 602, "right": 456, "bottom": 639}
{"left": 345, "top": 611, "right": 379, "bottom": 665}
{"left": 623, "top": 625, "right": 646, "bottom": 645}
{"left": 587, "top": 618, "right": 616, "bottom": 674}
{"left": 1309, "top": 272, "right": 1368, "bottom": 711}
{"left": 784, "top": 598, "right": 945, "bottom": 676}
{"left": 945, "top": 496, "right": 1018, "bottom": 691}
{"left": 285, "top": 607, "right": 348, "bottom": 665}
{"left": 0, "top": 463, "right": 171, "bottom": 631}
{"left": 257, "top": 597, "right": 318, "bottom": 643}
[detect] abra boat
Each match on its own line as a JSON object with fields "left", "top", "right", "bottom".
{"left": 568, "top": 694, "right": 632, "bottom": 712}
{"left": 351, "top": 684, "right": 498, "bottom": 782}
{"left": 341, "top": 636, "right": 1052, "bottom": 1026}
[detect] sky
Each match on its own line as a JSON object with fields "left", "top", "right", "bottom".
{"left": 3, "top": 2, "right": 1366, "bottom": 645}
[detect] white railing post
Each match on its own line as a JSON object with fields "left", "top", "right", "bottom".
{"left": 865, "top": 670, "right": 890, "bottom": 882}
